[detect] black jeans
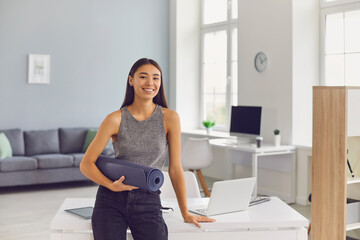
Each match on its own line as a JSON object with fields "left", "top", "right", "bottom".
{"left": 92, "top": 185, "right": 168, "bottom": 240}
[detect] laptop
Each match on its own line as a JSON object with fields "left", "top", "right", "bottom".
{"left": 189, "top": 177, "right": 256, "bottom": 216}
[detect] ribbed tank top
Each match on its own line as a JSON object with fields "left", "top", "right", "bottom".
{"left": 112, "top": 104, "right": 168, "bottom": 169}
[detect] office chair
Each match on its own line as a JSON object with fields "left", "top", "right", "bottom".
{"left": 181, "top": 137, "right": 213, "bottom": 197}
{"left": 160, "top": 171, "right": 201, "bottom": 199}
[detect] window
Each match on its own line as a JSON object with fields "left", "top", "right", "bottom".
{"left": 201, "top": 0, "right": 238, "bottom": 130}
{"left": 322, "top": 1, "right": 360, "bottom": 86}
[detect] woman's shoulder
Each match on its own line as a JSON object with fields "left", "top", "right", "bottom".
{"left": 161, "top": 108, "right": 180, "bottom": 135}
{"left": 107, "top": 109, "right": 122, "bottom": 120}
{"left": 99, "top": 109, "right": 122, "bottom": 137}
{"left": 161, "top": 107, "right": 180, "bottom": 123}
{"left": 103, "top": 109, "right": 122, "bottom": 128}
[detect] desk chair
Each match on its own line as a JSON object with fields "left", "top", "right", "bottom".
{"left": 160, "top": 171, "right": 201, "bottom": 199}
{"left": 181, "top": 138, "right": 213, "bottom": 197}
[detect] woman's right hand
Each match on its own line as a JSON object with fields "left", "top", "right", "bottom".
{"left": 109, "top": 176, "right": 139, "bottom": 192}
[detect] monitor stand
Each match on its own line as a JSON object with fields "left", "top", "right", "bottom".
{"left": 235, "top": 137, "right": 251, "bottom": 145}
{"left": 229, "top": 133, "right": 257, "bottom": 145}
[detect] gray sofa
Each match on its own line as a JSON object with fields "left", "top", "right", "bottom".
{"left": 0, "top": 128, "right": 114, "bottom": 187}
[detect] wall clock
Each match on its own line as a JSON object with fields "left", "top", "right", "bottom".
{"left": 254, "top": 52, "right": 268, "bottom": 73}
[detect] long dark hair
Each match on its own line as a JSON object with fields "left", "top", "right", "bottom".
{"left": 121, "top": 58, "right": 168, "bottom": 109}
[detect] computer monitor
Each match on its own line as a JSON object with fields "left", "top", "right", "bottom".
{"left": 230, "top": 106, "right": 262, "bottom": 142}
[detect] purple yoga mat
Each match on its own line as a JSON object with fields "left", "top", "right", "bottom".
{"left": 95, "top": 155, "right": 164, "bottom": 192}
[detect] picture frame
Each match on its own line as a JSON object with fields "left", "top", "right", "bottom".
{"left": 28, "top": 54, "right": 50, "bottom": 84}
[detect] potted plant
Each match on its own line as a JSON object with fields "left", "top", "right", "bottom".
{"left": 274, "top": 129, "right": 281, "bottom": 147}
{"left": 203, "top": 120, "right": 216, "bottom": 135}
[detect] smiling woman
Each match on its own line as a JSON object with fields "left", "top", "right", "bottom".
{"left": 121, "top": 58, "right": 168, "bottom": 109}
{"left": 129, "top": 65, "right": 161, "bottom": 102}
{"left": 80, "top": 58, "right": 216, "bottom": 240}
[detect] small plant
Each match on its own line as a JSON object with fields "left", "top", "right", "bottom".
{"left": 274, "top": 129, "right": 280, "bottom": 135}
{"left": 202, "top": 120, "right": 216, "bottom": 128}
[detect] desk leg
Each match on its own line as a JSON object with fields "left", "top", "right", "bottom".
{"left": 226, "top": 149, "right": 235, "bottom": 180}
{"left": 291, "top": 152, "right": 296, "bottom": 203}
{"left": 252, "top": 153, "right": 258, "bottom": 197}
{"left": 297, "top": 227, "right": 308, "bottom": 240}
{"left": 231, "top": 163, "right": 235, "bottom": 179}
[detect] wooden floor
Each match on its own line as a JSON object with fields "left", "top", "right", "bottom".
{"left": 2, "top": 178, "right": 355, "bottom": 240}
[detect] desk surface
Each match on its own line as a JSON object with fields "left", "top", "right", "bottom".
{"left": 209, "top": 138, "right": 296, "bottom": 153}
{"left": 182, "top": 129, "right": 234, "bottom": 138}
{"left": 51, "top": 197, "right": 308, "bottom": 232}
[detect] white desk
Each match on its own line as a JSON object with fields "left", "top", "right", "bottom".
{"left": 209, "top": 138, "right": 296, "bottom": 203}
{"left": 50, "top": 197, "right": 308, "bottom": 240}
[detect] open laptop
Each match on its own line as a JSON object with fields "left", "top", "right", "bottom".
{"left": 189, "top": 177, "right": 256, "bottom": 216}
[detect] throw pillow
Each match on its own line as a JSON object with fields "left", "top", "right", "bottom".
{"left": 0, "top": 133, "right": 13, "bottom": 159}
{"left": 0, "top": 129, "right": 25, "bottom": 156}
{"left": 82, "top": 129, "right": 97, "bottom": 153}
{"left": 24, "top": 129, "right": 60, "bottom": 156}
{"left": 59, "top": 128, "right": 88, "bottom": 154}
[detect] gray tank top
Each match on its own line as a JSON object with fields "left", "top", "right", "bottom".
{"left": 112, "top": 104, "right": 168, "bottom": 169}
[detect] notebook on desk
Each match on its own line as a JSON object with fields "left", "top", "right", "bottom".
{"left": 65, "top": 206, "right": 93, "bottom": 219}
{"left": 189, "top": 177, "right": 256, "bottom": 216}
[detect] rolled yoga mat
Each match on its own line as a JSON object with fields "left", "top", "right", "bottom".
{"left": 95, "top": 155, "right": 164, "bottom": 192}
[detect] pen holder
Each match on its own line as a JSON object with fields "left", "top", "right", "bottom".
{"left": 274, "top": 135, "right": 281, "bottom": 147}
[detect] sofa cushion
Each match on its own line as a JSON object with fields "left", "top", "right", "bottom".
{"left": 24, "top": 129, "right": 60, "bottom": 156}
{"left": 0, "top": 133, "right": 12, "bottom": 160}
{"left": 82, "top": 129, "right": 97, "bottom": 152}
{"left": 71, "top": 153, "right": 85, "bottom": 167}
{"left": 59, "top": 128, "right": 88, "bottom": 154}
{"left": 34, "top": 154, "right": 74, "bottom": 169}
{"left": 0, "top": 129, "right": 25, "bottom": 156}
{"left": 0, "top": 156, "right": 37, "bottom": 172}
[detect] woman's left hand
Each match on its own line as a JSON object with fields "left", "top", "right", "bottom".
{"left": 183, "top": 213, "right": 216, "bottom": 228}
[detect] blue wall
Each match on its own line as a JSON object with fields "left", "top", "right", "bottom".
{"left": 0, "top": 0, "right": 169, "bottom": 130}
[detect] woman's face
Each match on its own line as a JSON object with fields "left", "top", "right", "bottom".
{"left": 129, "top": 64, "right": 161, "bottom": 101}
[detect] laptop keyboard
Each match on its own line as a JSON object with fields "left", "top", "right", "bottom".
{"left": 195, "top": 208, "right": 207, "bottom": 214}
{"left": 249, "top": 195, "right": 271, "bottom": 206}
{"left": 192, "top": 195, "right": 271, "bottom": 216}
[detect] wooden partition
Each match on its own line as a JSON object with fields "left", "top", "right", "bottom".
{"left": 312, "top": 87, "right": 347, "bottom": 240}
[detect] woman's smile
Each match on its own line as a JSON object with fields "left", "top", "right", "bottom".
{"left": 143, "top": 88, "right": 155, "bottom": 93}
{"left": 129, "top": 64, "right": 161, "bottom": 99}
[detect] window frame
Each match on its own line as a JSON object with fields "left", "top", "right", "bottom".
{"left": 321, "top": 0, "right": 360, "bottom": 8}
{"left": 200, "top": 0, "right": 238, "bottom": 131}
{"left": 321, "top": 1, "right": 360, "bottom": 85}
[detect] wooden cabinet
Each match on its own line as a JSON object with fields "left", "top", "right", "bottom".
{"left": 312, "top": 86, "right": 360, "bottom": 240}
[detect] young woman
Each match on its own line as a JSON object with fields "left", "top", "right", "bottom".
{"left": 80, "top": 58, "right": 215, "bottom": 240}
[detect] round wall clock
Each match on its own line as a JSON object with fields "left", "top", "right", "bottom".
{"left": 254, "top": 52, "right": 268, "bottom": 73}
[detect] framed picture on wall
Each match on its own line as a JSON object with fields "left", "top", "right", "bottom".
{"left": 28, "top": 54, "right": 50, "bottom": 84}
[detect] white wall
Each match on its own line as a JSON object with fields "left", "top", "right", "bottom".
{"left": 296, "top": 146, "right": 312, "bottom": 205}
{"left": 348, "top": 89, "right": 360, "bottom": 136}
{"left": 292, "top": 0, "right": 320, "bottom": 147}
{"left": 0, "top": 0, "right": 170, "bottom": 130}
{"left": 237, "top": 0, "right": 293, "bottom": 144}
{"left": 292, "top": 0, "right": 319, "bottom": 205}
{"left": 170, "top": 0, "right": 201, "bottom": 130}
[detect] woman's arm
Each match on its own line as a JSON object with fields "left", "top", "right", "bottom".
{"left": 80, "top": 111, "right": 138, "bottom": 192}
{"left": 164, "top": 109, "right": 215, "bottom": 228}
